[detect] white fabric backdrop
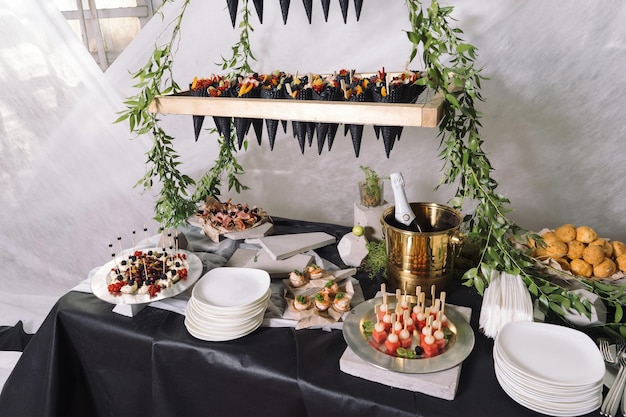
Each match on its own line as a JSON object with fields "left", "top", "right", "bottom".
{"left": 1, "top": 0, "right": 625, "bottom": 337}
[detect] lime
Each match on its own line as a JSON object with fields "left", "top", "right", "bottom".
{"left": 352, "top": 225, "right": 365, "bottom": 236}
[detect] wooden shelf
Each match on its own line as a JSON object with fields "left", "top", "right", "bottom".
{"left": 148, "top": 89, "right": 443, "bottom": 128}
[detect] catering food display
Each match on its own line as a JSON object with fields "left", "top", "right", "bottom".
{"left": 195, "top": 197, "right": 270, "bottom": 242}
{"left": 526, "top": 223, "right": 626, "bottom": 280}
{"left": 343, "top": 284, "right": 475, "bottom": 373}
{"left": 186, "top": 68, "right": 426, "bottom": 157}
{"left": 91, "top": 247, "right": 203, "bottom": 305}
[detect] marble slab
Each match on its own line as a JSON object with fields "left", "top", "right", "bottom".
{"left": 223, "top": 222, "right": 275, "bottom": 240}
{"left": 339, "top": 305, "right": 472, "bottom": 400}
{"left": 257, "top": 232, "right": 336, "bottom": 260}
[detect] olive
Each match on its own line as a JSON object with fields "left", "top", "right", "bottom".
{"left": 116, "top": 274, "right": 124, "bottom": 281}
{"left": 414, "top": 346, "right": 423, "bottom": 356}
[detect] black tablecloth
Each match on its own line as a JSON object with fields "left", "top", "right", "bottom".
{"left": 0, "top": 218, "right": 598, "bottom": 417}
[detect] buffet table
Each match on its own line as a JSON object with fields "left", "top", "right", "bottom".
{"left": 0, "top": 218, "right": 599, "bottom": 417}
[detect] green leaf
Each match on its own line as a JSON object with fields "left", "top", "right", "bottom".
{"left": 615, "top": 303, "right": 624, "bottom": 323}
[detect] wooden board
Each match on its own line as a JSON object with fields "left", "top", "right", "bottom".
{"left": 148, "top": 89, "right": 443, "bottom": 128}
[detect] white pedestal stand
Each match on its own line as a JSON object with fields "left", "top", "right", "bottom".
{"left": 353, "top": 201, "right": 390, "bottom": 242}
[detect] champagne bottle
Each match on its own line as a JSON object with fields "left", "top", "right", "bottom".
{"left": 390, "top": 172, "right": 422, "bottom": 232}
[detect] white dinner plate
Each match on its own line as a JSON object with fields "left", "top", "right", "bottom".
{"left": 495, "top": 321, "right": 604, "bottom": 387}
{"left": 190, "top": 288, "right": 271, "bottom": 316}
{"left": 192, "top": 267, "right": 270, "bottom": 309}
{"left": 186, "top": 300, "right": 268, "bottom": 329}
{"left": 185, "top": 315, "right": 263, "bottom": 342}
{"left": 91, "top": 248, "right": 203, "bottom": 305}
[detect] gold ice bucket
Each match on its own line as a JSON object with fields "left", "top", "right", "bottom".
{"left": 382, "top": 202, "right": 463, "bottom": 295}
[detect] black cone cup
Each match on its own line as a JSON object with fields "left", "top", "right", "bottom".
{"left": 381, "top": 126, "right": 399, "bottom": 158}
{"left": 306, "top": 122, "right": 315, "bottom": 147}
{"left": 253, "top": 0, "right": 264, "bottom": 23}
{"left": 191, "top": 87, "right": 207, "bottom": 141}
{"left": 374, "top": 125, "right": 381, "bottom": 139}
{"left": 214, "top": 117, "right": 233, "bottom": 146}
{"left": 303, "top": 0, "right": 313, "bottom": 23}
{"left": 281, "top": 120, "right": 288, "bottom": 133}
{"left": 349, "top": 124, "right": 364, "bottom": 157}
{"left": 354, "top": 0, "right": 363, "bottom": 20}
{"left": 339, "top": 0, "right": 349, "bottom": 23}
{"left": 265, "top": 118, "right": 279, "bottom": 150}
{"left": 227, "top": 0, "right": 238, "bottom": 27}
{"left": 296, "top": 126, "right": 306, "bottom": 154}
{"left": 321, "top": 0, "right": 330, "bottom": 21}
{"left": 327, "top": 123, "right": 339, "bottom": 151}
{"left": 235, "top": 117, "right": 252, "bottom": 149}
{"left": 252, "top": 118, "right": 264, "bottom": 145}
{"left": 344, "top": 124, "right": 350, "bottom": 137}
{"left": 315, "top": 123, "right": 329, "bottom": 154}
{"left": 280, "top": 0, "right": 290, "bottom": 24}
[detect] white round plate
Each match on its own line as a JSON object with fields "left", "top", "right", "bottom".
{"left": 495, "top": 321, "right": 604, "bottom": 387}
{"left": 186, "top": 299, "right": 268, "bottom": 329}
{"left": 192, "top": 267, "right": 270, "bottom": 309}
{"left": 185, "top": 315, "right": 263, "bottom": 342}
{"left": 190, "top": 288, "right": 271, "bottom": 316}
{"left": 91, "top": 249, "right": 203, "bottom": 305}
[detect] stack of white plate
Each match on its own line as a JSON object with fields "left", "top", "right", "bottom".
{"left": 185, "top": 267, "right": 271, "bottom": 342}
{"left": 493, "top": 321, "right": 604, "bottom": 416}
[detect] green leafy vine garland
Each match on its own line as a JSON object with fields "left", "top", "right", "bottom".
{"left": 116, "top": 0, "right": 626, "bottom": 337}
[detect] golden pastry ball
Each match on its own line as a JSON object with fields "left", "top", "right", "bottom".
{"left": 612, "top": 241, "right": 626, "bottom": 258}
{"left": 554, "top": 224, "right": 577, "bottom": 243}
{"left": 576, "top": 226, "right": 598, "bottom": 244}
{"left": 545, "top": 240, "right": 568, "bottom": 258}
{"left": 617, "top": 254, "right": 626, "bottom": 273}
{"left": 540, "top": 231, "right": 562, "bottom": 244}
{"left": 589, "top": 238, "right": 613, "bottom": 257}
{"left": 593, "top": 258, "right": 616, "bottom": 279}
{"left": 582, "top": 244, "right": 605, "bottom": 265}
{"left": 566, "top": 240, "right": 585, "bottom": 260}
{"left": 570, "top": 259, "right": 593, "bottom": 278}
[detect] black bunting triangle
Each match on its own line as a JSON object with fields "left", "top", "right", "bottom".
{"left": 339, "top": 0, "right": 349, "bottom": 23}
{"left": 252, "top": 0, "right": 264, "bottom": 23}
{"left": 354, "top": 0, "right": 363, "bottom": 21}
{"left": 303, "top": 0, "right": 313, "bottom": 23}
{"left": 280, "top": 0, "right": 291, "bottom": 24}
{"left": 227, "top": 0, "right": 238, "bottom": 28}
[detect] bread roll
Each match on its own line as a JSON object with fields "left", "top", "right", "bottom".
{"left": 576, "top": 226, "right": 598, "bottom": 244}
{"left": 617, "top": 254, "right": 626, "bottom": 273}
{"left": 612, "top": 241, "right": 626, "bottom": 258}
{"left": 570, "top": 259, "right": 593, "bottom": 278}
{"left": 593, "top": 258, "right": 616, "bottom": 279}
{"left": 582, "top": 244, "right": 605, "bottom": 265}
{"left": 540, "top": 231, "right": 562, "bottom": 244}
{"left": 566, "top": 240, "right": 585, "bottom": 260}
{"left": 589, "top": 238, "right": 613, "bottom": 257}
{"left": 554, "top": 224, "right": 577, "bottom": 243}
{"left": 545, "top": 240, "right": 568, "bottom": 258}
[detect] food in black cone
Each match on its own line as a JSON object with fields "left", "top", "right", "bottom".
{"left": 349, "top": 123, "right": 364, "bottom": 157}
{"left": 252, "top": 0, "right": 264, "bottom": 23}
{"left": 190, "top": 78, "right": 209, "bottom": 141}
{"left": 280, "top": 0, "right": 290, "bottom": 24}
{"left": 311, "top": 74, "right": 340, "bottom": 153}
{"left": 321, "top": 0, "right": 330, "bottom": 21}
{"left": 354, "top": 0, "right": 363, "bottom": 20}
{"left": 303, "top": 0, "right": 313, "bottom": 23}
{"left": 339, "top": 0, "right": 349, "bottom": 23}
{"left": 285, "top": 75, "right": 311, "bottom": 154}
{"left": 232, "top": 75, "right": 260, "bottom": 150}
{"left": 227, "top": 0, "right": 238, "bottom": 28}
{"left": 265, "top": 118, "right": 279, "bottom": 150}
{"left": 327, "top": 123, "right": 339, "bottom": 151}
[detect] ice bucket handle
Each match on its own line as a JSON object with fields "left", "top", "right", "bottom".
{"left": 451, "top": 230, "right": 465, "bottom": 257}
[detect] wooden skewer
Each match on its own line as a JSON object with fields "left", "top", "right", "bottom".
{"left": 440, "top": 291, "right": 446, "bottom": 316}
{"left": 431, "top": 284, "right": 436, "bottom": 308}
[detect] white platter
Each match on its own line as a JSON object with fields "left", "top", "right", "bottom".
{"left": 495, "top": 321, "right": 604, "bottom": 387}
{"left": 91, "top": 248, "right": 203, "bottom": 305}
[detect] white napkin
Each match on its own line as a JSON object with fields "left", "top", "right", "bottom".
{"left": 479, "top": 270, "right": 533, "bottom": 339}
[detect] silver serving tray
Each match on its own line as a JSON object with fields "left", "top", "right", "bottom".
{"left": 343, "top": 294, "right": 475, "bottom": 373}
